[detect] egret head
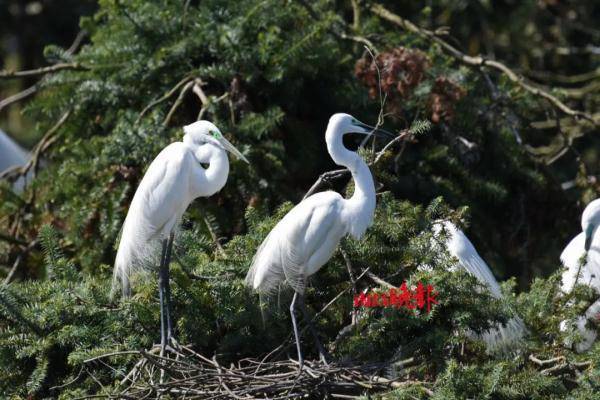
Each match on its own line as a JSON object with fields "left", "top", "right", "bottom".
{"left": 183, "top": 121, "right": 249, "bottom": 163}
{"left": 327, "top": 113, "right": 394, "bottom": 145}
{"left": 581, "top": 199, "right": 600, "bottom": 251}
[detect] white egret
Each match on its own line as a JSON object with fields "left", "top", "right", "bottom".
{"left": 0, "top": 129, "right": 30, "bottom": 191}
{"left": 431, "top": 221, "right": 526, "bottom": 352}
{"left": 113, "top": 121, "right": 248, "bottom": 353}
{"left": 245, "top": 113, "right": 394, "bottom": 368}
{"left": 559, "top": 199, "right": 600, "bottom": 352}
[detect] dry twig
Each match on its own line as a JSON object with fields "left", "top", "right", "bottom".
{"left": 73, "top": 345, "right": 432, "bottom": 399}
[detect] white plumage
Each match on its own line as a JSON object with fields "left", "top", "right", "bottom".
{"left": 113, "top": 120, "right": 248, "bottom": 352}
{"left": 246, "top": 113, "right": 393, "bottom": 367}
{"left": 0, "top": 129, "right": 30, "bottom": 191}
{"left": 246, "top": 114, "right": 380, "bottom": 295}
{"left": 559, "top": 199, "right": 600, "bottom": 352}
{"left": 113, "top": 121, "right": 247, "bottom": 295}
{"left": 432, "top": 221, "right": 527, "bottom": 352}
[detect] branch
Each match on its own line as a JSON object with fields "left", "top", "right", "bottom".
{"left": 296, "top": 0, "right": 378, "bottom": 52}
{"left": 136, "top": 76, "right": 193, "bottom": 123}
{"left": 0, "top": 84, "right": 38, "bottom": 113}
{"left": 366, "top": 272, "right": 395, "bottom": 289}
{"left": 0, "top": 62, "right": 88, "bottom": 79}
{"left": 65, "top": 30, "right": 88, "bottom": 56}
{"left": 162, "top": 80, "right": 195, "bottom": 127}
{"left": 3, "top": 239, "right": 38, "bottom": 285}
{"left": 0, "top": 110, "right": 72, "bottom": 181}
{"left": 369, "top": 3, "right": 597, "bottom": 126}
{"left": 303, "top": 128, "right": 413, "bottom": 199}
{"left": 0, "top": 232, "right": 27, "bottom": 246}
{"left": 203, "top": 216, "right": 227, "bottom": 257}
{"left": 28, "top": 110, "right": 72, "bottom": 176}
{"left": 192, "top": 78, "right": 229, "bottom": 120}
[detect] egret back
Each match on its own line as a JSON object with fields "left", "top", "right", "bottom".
{"left": 112, "top": 143, "right": 201, "bottom": 296}
{"left": 246, "top": 191, "right": 345, "bottom": 296}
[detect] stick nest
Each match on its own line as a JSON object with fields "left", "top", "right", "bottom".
{"left": 81, "top": 345, "right": 431, "bottom": 399}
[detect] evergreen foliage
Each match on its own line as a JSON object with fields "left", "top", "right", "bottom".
{"left": 0, "top": 0, "right": 599, "bottom": 398}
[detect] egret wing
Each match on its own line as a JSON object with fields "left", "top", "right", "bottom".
{"left": 442, "top": 222, "right": 503, "bottom": 298}
{"left": 435, "top": 222, "right": 527, "bottom": 352}
{"left": 113, "top": 144, "right": 190, "bottom": 296}
{"left": 246, "top": 192, "right": 343, "bottom": 295}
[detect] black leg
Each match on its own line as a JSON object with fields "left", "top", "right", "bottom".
{"left": 298, "top": 294, "right": 329, "bottom": 364}
{"left": 289, "top": 292, "right": 304, "bottom": 371}
{"left": 158, "top": 238, "right": 168, "bottom": 355}
{"left": 163, "top": 232, "right": 175, "bottom": 342}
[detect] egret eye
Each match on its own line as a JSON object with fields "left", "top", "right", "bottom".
{"left": 351, "top": 118, "right": 357, "bottom": 124}
{"left": 211, "top": 130, "right": 221, "bottom": 138}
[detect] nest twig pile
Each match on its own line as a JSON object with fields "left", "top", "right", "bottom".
{"left": 81, "top": 345, "right": 431, "bottom": 399}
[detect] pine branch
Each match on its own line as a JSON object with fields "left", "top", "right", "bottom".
{"left": 369, "top": 3, "right": 598, "bottom": 126}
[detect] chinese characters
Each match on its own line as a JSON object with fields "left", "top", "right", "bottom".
{"left": 353, "top": 282, "right": 438, "bottom": 313}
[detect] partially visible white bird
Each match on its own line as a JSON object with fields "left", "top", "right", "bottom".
{"left": 246, "top": 113, "right": 394, "bottom": 368}
{"left": 113, "top": 121, "right": 248, "bottom": 353}
{"left": 0, "top": 129, "right": 30, "bottom": 191}
{"left": 559, "top": 199, "right": 600, "bottom": 352}
{"left": 431, "top": 221, "right": 527, "bottom": 352}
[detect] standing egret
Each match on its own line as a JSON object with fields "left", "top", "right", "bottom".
{"left": 431, "top": 221, "right": 526, "bottom": 352}
{"left": 245, "top": 113, "right": 394, "bottom": 368}
{"left": 113, "top": 121, "right": 248, "bottom": 353}
{"left": 559, "top": 199, "right": 600, "bottom": 352}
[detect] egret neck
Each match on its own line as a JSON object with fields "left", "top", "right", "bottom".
{"left": 202, "top": 147, "right": 230, "bottom": 197}
{"left": 186, "top": 143, "right": 230, "bottom": 199}
{"left": 326, "top": 123, "right": 376, "bottom": 240}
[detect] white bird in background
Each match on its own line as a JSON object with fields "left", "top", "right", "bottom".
{"left": 0, "top": 129, "right": 30, "bottom": 191}
{"left": 432, "top": 221, "right": 527, "bottom": 352}
{"left": 113, "top": 121, "right": 248, "bottom": 353}
{"left": 246, "top": 113, "right": 394, "bottom": 368}
{"left": 559, "top": 199, "right": 600, "bottom": 352}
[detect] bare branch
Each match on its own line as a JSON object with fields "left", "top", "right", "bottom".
{"left": 0, "top": 62, "right": 88, "bottom": 79}
{"left": 136, "top": 76, "right": 193, "bottom": 123}
{"left": 0, "top": 84, "right": 38, "bottom": 113}
{"left": 162, "top": 80, "right": 195, "bottom": 127}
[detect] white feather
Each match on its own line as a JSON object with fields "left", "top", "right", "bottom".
{"left": 558, "top": 199, "right": 600, "bottom": 352}
{"left": 113, "top": 121, "right": 236, "bottom": 296}
{"left": 432, "top": 221, "right": 526, "bottom": 352}
{"left": 0, "top": 129, "right": 30, "bottom": 191}
{"left": 246, "top": 113, "right": 378, "bottom": 296}
{"left": 246, "top": 191, "right": 346, "bottom": 294}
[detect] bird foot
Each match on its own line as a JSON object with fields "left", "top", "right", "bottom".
{"left": 167, "top": 335, "right": 180, "bottom": 351}
{"left": 155, "top": 335, "right": 183, "bottom": 358}
{"left": 318, "top": 352, "right": 330, "bottom": 367}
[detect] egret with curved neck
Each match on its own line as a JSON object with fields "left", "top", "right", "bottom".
{"left": 113, "top": 120, "right": 248, "bottom": 354}
{"left": 246, "top": 113, "right": 393, "bottom": 368}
